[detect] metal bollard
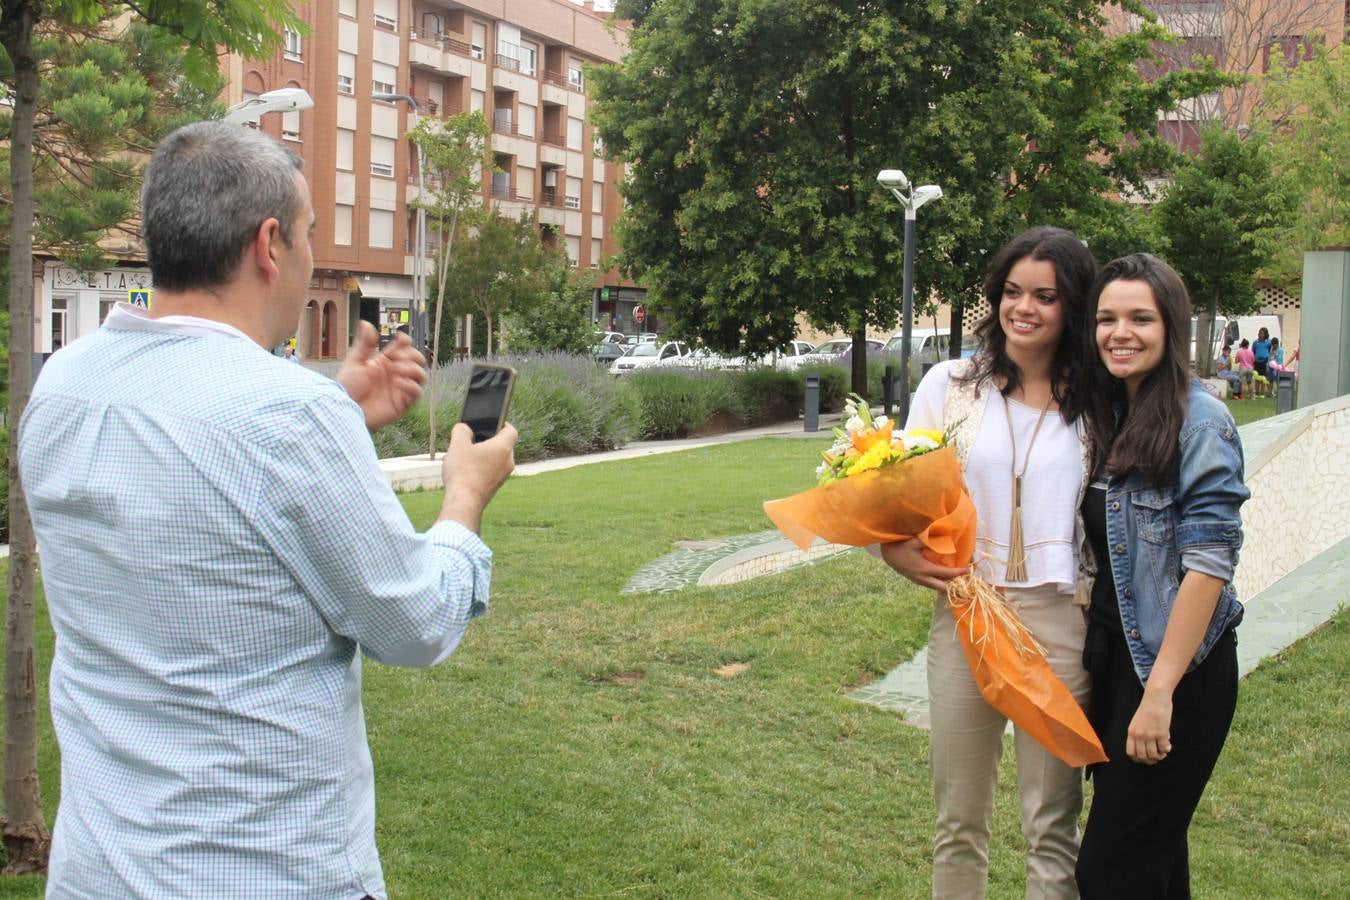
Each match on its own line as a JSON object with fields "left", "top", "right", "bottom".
{"left": 883, "top": 365, "right": 895, "bottom": 418}
{"left": 804, "top": 375, "right": 820, "bottom": 432}
{"left": 1275, "top": 372, "right": 1296, "bottom": 415}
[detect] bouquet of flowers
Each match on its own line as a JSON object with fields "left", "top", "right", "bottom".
{"left": 764, "top": 396, "right": 1106, "bottom": 767}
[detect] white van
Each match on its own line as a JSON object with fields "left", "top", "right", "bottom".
{"left": 1191, "top": 315, "right": 1281, "bottom": 363}
{"left": 883, "top": 327, "right": 951, "bottom": 366}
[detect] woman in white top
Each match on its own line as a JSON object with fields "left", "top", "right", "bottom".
{"left": 882, "top": 226, "right": 1099, "bottom": 899}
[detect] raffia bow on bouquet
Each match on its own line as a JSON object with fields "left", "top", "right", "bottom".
{"left": 763, "top": 396, "right": 1106, "bottom": 768}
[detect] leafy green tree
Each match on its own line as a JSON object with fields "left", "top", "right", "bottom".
{"left": 437, "top": 210, "right": 554, "bottom": 357}
{"left": 502, "top": 258, "right": 594, "bottom": 355}
{"left": 1152, "top": 126, "right": 1297, "bottom": 376}
{"left": 409, "top": 111, "right": 492, "bottom": 458}
{"left": 0, "top": 0, "right": 301, "bottom": 874}
{"left": 1257, "top": 39, "right": 1348, "bottom": 292}
{"left": 591, "top": 0, "right": 1220, "bottom": 395}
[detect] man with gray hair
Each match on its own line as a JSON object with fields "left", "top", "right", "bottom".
{"left": 20, "top": 121, "right": 516, "bottom": 897}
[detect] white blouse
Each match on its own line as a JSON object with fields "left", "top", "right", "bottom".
{"left": 907, "top": 360, "right": 1083, "bottom": 591}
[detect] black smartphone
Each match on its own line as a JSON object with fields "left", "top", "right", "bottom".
{"left": 459, "top": 364, "right": 517, "bottom": 443}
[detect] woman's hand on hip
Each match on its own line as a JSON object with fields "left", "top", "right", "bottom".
{"left": 1126, "top": 689, "right": 1174, "bottom": 765}
{"left": 879, "top": 539, "right": 968, "bottom": 591}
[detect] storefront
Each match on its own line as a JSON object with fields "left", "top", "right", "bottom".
{"left": 594, "top": 286, "right": 650, "bottom": 335}
{"left": 39, "top": 261, "right": 154, "bottom": 353}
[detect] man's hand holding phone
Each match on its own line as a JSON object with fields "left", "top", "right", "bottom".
{"left": 439, "top": 422, "right": 516, "bottom": 534}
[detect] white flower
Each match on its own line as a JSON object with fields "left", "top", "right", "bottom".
{"left": 873, "top": 416, "right": 891, "bottom": 431}
{"left": 815, "top": 461, "right": 830, "bottom": 479}
{"left": 844, "top": 415, "right": 865, "bottom": 434}
{"left": 902, "top": 433, "right": 940, "bottom": 453}
{"left": 830, "top": 438, "right": 852, "bottom": 456}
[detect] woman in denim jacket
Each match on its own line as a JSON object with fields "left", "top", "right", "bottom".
{"left": 1074, "top": 254, "right": 1249, "bottom": 898}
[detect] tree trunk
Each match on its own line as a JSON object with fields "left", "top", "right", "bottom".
{"left": 2, "top": 4, "right": 52, "bottom": 875}
{"left": 1198, "top": 296, "right": 1221, "bottom": 378}
{"left": 485, "top": 311, "right": 494, "bottom": 357}
{"left": 949, "top": 298, "right": 965, "bottom": 360}
{"left": 850, "top": 326, "right": 867, "bottom": 398}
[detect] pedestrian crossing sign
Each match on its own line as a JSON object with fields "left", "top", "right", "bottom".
{"left": 128, "top": 289, "right": 152, "bottom": 309}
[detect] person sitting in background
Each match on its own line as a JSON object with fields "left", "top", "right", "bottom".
{"left": 1214, "top": 345, "right": 1243, "bottom": 399}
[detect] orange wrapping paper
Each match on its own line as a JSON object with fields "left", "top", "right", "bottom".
{"left": 763, "top": 445, "right": 1106, "bottom": 768}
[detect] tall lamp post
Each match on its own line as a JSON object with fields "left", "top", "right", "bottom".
{"left": 877, "top": 169, "right": 943, "bottom": 425}
{"left": 372, "top": 92, "right": 427, "bottom": 351}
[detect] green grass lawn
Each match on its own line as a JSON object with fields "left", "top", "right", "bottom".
{"left": 3, "top": 438, "right": 1347, "bottom": 897}
{"left": 1224, "top": 394, "right": 1280, "bottom": 427}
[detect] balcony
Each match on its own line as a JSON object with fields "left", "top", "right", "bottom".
{"left": 495, "top": 53, "right": 521, "bottom": 73}
{"left": 539, "top": 186, "right": 563, "bottom": 208}
{"left": 540, "top": 129, "right": 566, "bottom": 148}
{"left": 544, "top": 70, "right": 583, "bottom": 93}
{"left": 491, "top": 112, "right": 518, "bottom": 136}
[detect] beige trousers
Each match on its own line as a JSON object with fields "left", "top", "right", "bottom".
{"left": 927, "top": 583, "right": 1090, "bottom": 900}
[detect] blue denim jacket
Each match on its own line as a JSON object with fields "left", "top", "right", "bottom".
{"left": 1095, "top": 381, "right": 1250, "bottom": 684}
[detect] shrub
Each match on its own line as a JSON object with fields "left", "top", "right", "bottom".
{"left": 727, "top": 367, "right": 803, "bottom": 424}
{"left": 377, "top": 354, "right": 636, "bottom": 459}
{"left": 621, "top": 368, "right": 738, "bottom": 439}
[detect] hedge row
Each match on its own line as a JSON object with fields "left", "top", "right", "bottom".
{"left": 372, "top": 355, "right": 880, "bottom": 459}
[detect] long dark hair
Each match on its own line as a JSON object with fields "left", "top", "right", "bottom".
{"left": 1084, "top": 253, "right": 1193, "bottom": 485}
{"left": 959, "top": 226, "right": 1098, "bottom": 423}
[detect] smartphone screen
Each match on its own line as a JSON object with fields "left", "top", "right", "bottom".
{"left": 459, "top": 365, "right": 516, "bottom": 443}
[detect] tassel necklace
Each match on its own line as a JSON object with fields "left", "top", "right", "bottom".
{"left": 1003, "top": 391, "right": 1053, "bottom": 582}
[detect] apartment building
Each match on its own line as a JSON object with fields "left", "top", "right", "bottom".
{"left": 35, "top": 0, "right": 642, "bottom": 359}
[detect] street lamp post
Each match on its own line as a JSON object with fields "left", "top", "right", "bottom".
{"left": 222, "top": 87, "right": 314, "bottom": 124}
{"left": 876, "top": 169, "right": 943, "bottom": 425}
{"left": 372, "top": 92, "right": 428, "bottom": 351}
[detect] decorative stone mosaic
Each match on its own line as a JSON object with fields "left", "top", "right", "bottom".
{"left": 622, "top": 530, "right": 855, "bottom": 594}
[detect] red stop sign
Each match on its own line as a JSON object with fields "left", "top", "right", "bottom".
{"left": 634, "top": 304, "right": 646, "bottom": 325}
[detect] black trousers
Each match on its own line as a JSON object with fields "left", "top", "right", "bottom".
{"left": 1076, "top": 626, "right": 1238, "bottom": 900}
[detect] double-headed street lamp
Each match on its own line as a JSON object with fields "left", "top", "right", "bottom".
{"left": 373, "top": 92, "right": 428, "bottom": 351}
{"left": 877, "top": 168, "right": 943, "bottom": 425}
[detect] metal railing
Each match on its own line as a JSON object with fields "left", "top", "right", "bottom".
{"left": 540, "top": 129, "right": 567, "bottom": 148}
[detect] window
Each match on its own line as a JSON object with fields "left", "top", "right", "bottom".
{"left": 51, "top": 298, "right": 67, "bottom": 350}
{"left": 282, "top": 108, "right": 300, "bottom": 141}
{"left": 369, "top": 209, "right": 394, "bottom": 248}
{"left": 491, "top": 169, "right": 511, "bottom": 198}
{"left": 339, "top": 0, "right": 355, "bottom": 17}
{"left": 565, "top": 176, "right": 582, "bottom": 209}
{"left": 471, "top": 23, "right": 486, "bottom": 60}
{"left": 567, "top": 57, "right": 584, "bottom": 90}
{"left": 516, "top": 166, "right": 534, "bottom": 200}
{"left": 519, "top": 41, "right": 538, "bottom": 77}
{"left": 335, "top": 204, "right": 353, "bottom": 246}
{"left": 470, "top": 89, "right": 485, "bottom": 113}
{"left": 372, "top": 62, "right": 397, "bottom": 97}
{"left": 373, "top": 0, "right": 398, "bottom": 30}
{"left": 371, "top": 136, "right": 395, "bottom": 177}
{"left": 100, "top": 299, "right": 116, "bottom": 324}
{"left": 565, "top": 236, "right": 580, "bottom": 268}
{"left": 496, "top": 23, "right": 522, "bottom": 71}
{"left": 337, "top": 52, "right": 356, "bottom": 95}
{"left": 336, "top": 128, "right": 354, "bottom": 171}
{"left": 566, "top": 116, "right": 584, "bottom": 151}
{"left": 591, "top": 238, "right": 602, "bottom": 269}
{"left": 591, "top": 181, "right": 603, "bottom": 211}
{"left": 284, "top": 26, "right": 302, "bottom": 61}
{"left": 518, "top": 103, "right": 536, "bottom": 138}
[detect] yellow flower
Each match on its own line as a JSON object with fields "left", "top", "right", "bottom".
{"left": 913, "top": 428, "right": 945, "bottom": 445}
{"left": 846, "top": 439, "right": 895, "bottom": 476}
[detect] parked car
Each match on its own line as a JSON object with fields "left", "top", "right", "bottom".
{"left": 610, "top": 340, "right": 692, "bottom": 374}
{"left": 593, "top": 330, "right": 626, "bottom": 345}
{"left": 782, "top": 338, "right": 884, "bottom": 370}
{"left": 766, "top": 339, "right": 817, "bottom": 369}
{"left": 592, "top": 342, "right": 628, "bottom": 365}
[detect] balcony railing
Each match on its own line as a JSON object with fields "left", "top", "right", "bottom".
{"left": 543, "top": 70, "right": 583, "bottom": 92}
{"left": 540, "top": 129, "right": 566, "bottom": 148}
{"left": 408, "top": 27, "right": 474, "bottom": 58}
{"left": 495, "top": 53, "right": 521, "bottom": 73}
{"left": 491, "top": 113, "right": 518, "bottom": 136}
{"left": 540, "top": 186, "right": 563, "bottom": 208}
